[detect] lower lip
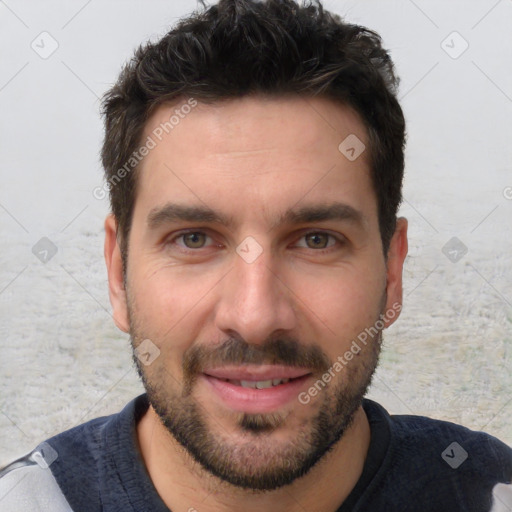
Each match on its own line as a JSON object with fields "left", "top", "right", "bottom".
{"left": 201, "top": 374, "right": 311, "bottom": 414}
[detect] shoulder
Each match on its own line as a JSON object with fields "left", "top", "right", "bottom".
{"left": 0, "top": 394, "right": 147, "bottom": 511}
{"left": 388, "top": 409, "right": 512, "bottom": 474}
{"left": 0, "top": 409, "right": 123, "bottom": 511}
{"left": 0, "top": 445, "right": 73, "bottom": 512}
{"left": 361, "top": 399, "right": 512, "bottom": 511}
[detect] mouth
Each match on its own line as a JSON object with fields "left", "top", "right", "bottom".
{"left": 200, "top": 365, "right": 313, "bottom": 414}
{"left": 216, "top": 377, "right": 295, "bottom": 389}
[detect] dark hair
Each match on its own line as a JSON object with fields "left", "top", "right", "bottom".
{"left": 101, "top": 0, "right": 406, "bottom": 265}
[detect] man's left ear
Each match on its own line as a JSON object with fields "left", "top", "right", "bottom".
{"left": 104, "top": 214, "right": 130, "bottom": 333}
{"left": 383, "top": 217, "right": 408, "bottom": 328}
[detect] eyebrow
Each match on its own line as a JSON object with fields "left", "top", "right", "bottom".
{"left": 147, "top": 201, "right": 365, "bottom": 232}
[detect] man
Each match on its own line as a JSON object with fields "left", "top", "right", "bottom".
{"left": 1, "top": 0, "right": 510, "bottom": 510}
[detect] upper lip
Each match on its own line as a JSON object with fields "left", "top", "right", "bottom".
{"left": 203, "top": 365, "right": 312, "bottom": 381}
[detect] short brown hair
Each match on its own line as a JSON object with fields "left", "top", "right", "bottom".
{"left": 100, "top": 0, "right": 406, "bottom": 265}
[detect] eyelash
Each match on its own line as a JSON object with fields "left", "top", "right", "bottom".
{"left": 166, "top": 229, "right": 345, "bottom": 255}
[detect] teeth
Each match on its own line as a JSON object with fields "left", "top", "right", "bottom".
{"left": 240, "top": 380, "right": 257, "bottom": 389}
{"left": 238, "top": 378, "right": 290, "bottom": 389}
{"left": 255, "top": 380, "right": 273, "bottom": 389}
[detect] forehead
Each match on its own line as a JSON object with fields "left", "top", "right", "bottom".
{"left": 134, "top": 95, "right": 376, "bottom": 230}
{"left": 143, "top": 95, "right": 369, "bottom": 161}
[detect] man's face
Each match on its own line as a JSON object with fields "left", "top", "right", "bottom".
{"left": 106, "top": 95, "right": 406, "bottom": 490}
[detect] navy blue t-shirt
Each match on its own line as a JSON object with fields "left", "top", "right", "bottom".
{"left": 1, "top": 393, "right": 511, "bottom": 511}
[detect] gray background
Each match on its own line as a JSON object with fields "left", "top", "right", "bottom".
{"left": 1, "top": 0, "right": 511, "bottom": 466}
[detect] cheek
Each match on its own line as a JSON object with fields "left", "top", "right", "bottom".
{"left": 127, "top": 260, "right": 223, "bottom": 351}
{"left": 293, "top": 262, "right": 385, "bottom": 316}
{"left": 288, "top": 265, "right": 385, "bottom": 355}
{"left": 130, "top": 257, "right": 185, "bottom": 310}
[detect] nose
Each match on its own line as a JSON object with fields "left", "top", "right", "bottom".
{"left": 214, "top": 243, "right": 297, "bottom": 345}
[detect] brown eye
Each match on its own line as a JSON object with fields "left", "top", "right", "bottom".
{"left": 182, "top": 232, "right": 207, "bottom": 248}
{"left": 304, "top": 232, "right": 331, "bottom": 249}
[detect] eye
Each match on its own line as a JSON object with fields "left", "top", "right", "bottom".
{"left": 295, "top": 231, "right": 342, "bottom": 251}
{"left": 182, "top": 232, "right": 208, "bottom": 248}
{"left": 166, "top": 230, "right": 344, "bottom": 254}
{"left": 170, "top": 231, "right": 215, "bottom": 251}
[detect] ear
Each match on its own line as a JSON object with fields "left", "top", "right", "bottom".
{"left": 383, "top": 217, "right": 408, "bottom": 328}
{"left": 104, "top": 214, "right": 130, "bottom": 333}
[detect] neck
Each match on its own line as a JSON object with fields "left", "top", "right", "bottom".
{"left": 137, "top": 404, "right": 371, "bottom": 512}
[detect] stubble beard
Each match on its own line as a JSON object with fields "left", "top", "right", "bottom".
{"left": 130, "top": 329, "right": 382, "bottom": 492}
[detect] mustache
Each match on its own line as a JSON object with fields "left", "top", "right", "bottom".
{"left": 183, "top": 336, "right": 332, "bottom": 382}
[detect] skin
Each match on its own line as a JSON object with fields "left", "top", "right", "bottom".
{"left": 104, "top": 95, "right": 408, "bottom": 512}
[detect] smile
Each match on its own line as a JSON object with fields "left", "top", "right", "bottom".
{"left": 218, "top": 378, "right": 291, "bottom": 389}
{"left": 200, "top": 366, "right": 313, "bottom": 413}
